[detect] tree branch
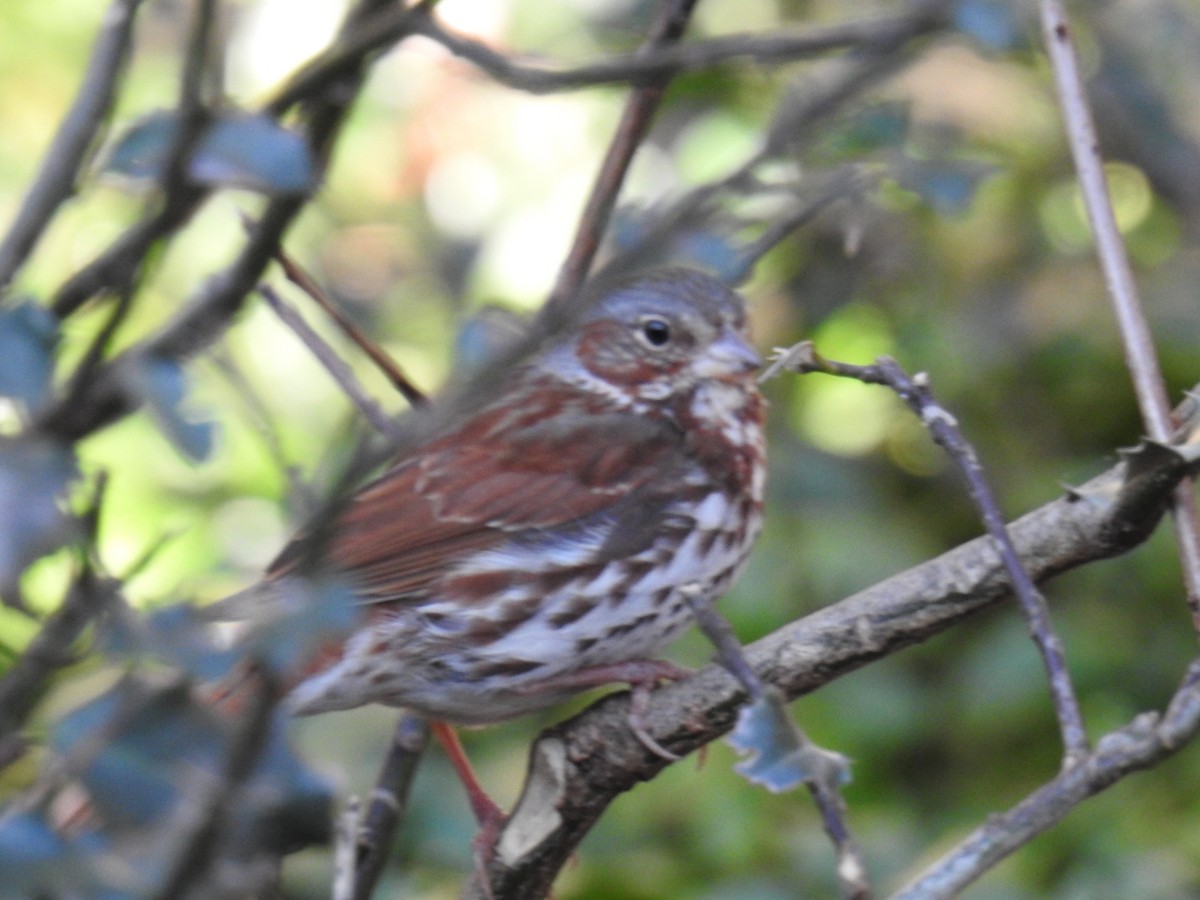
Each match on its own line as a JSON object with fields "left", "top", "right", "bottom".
{"left": 544, "top": 0, "right": 700, "bottom": 318}
{"left": 470, "top": 429, "right": 1194, "bottom": 897}
{"left": 1039, "top": 0, "right": 1200, "bottom": 628}
{"left": 407, "top": 3, "right": 951, "bottom": 95}
{"left": 40, "top": 0, "right": 405, "bottom": 442}
{"left": 892, "top": 658, "right": 1200, "bottom": 898}
{"left": 0, "top": 0, "right": 146, "bottom": 289}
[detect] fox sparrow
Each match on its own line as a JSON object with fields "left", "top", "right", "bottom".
{"left": 262, "top": 267, "right": 766, "bottom": 730}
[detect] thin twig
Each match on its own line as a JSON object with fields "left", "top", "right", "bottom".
{"left": 685, "top": 590, "right": 871, "bottom": 900}
{"left": 272, "top": 241, "right": 428, "bottom": 407}
{"left": 407, "top": 8, "right": 946, "bottom": 96}
{"left": 892, "top": 658, "right": 1200, "bottom": 899}
{"left": 726, "top": 166, "right": 872, "bottom": 284}
{"left": 351, "top": 713, "right": 431, "bottom": 900}
{"left": 52, "top": 0, "right": 422, "bottom": 320}
{"left": 473, "top": 428, "right": 1194, "bottom": 897}
{"left": 766, "top": 344, "right": 1091, "bottom": 763}
{"left": 595, "top": 1, "right": 950, "bottom": 285}
{"left": 52, "top": 0, "right": 217, "bottom": 319}
{"left": 0, "top": 567, "right": 118, "bottom": 744}
{"left": 0, "top": 0, "right": 146, "bottom": 289}
{"left": 258, "top": 283, "right": 405, "bottom": 441}
{"left": 1038, "top": 0, "right": 1200, "bottom": 630}
{"left": 151, "top": 667, "right": 282, "bottom": 900}
{"left": 544, "top": 0, "right": 700, "bottom": 318}
{"left": 42, "top": 0, "right": 400, "bottom": 441}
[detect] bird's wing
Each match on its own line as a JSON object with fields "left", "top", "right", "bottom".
{"left": 268, "top": 400, "right": 689, "bottom": 604}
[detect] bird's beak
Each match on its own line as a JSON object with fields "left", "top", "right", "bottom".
{"left": 693, "top": 327, "right": 762, "bottom": 379}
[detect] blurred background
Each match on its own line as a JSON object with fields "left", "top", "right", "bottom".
{"left": 3, "top": 0, "right": 1200, "bottom": 896}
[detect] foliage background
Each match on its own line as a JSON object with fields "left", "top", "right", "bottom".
{"left": 2, "top": 0, "right": 1199, "bottom": 896}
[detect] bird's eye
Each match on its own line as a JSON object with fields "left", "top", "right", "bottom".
{"left": 640, "top": 318, "right": 672, "bottom": 347}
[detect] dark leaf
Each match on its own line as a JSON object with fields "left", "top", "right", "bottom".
{"left": 123, "top": 354, "right": 215, "bottom": 462}
{"left": 0, "top": 300, "right": 58, "bottom": 409}
{"left": 55, "top": 679, "right": 332, "bottom": 854}
{"left": 102, "top": 111, "right": 316, "bottom": 195}
{"left": 191, "top": 114, "right": 316, "bottom": 194}
{"left": 54, "top": 682, "right": 226, "bottom": 827}
{"left": 100, "top": 110, "right": 179, "bottom": 181}
{"left": 0, "top": 437, "right": 77, "bottom": 604}
{"left": 101, "top": 602, "right": 241, "bottom": 681}
{"left": 240, "top": 575, "right": 358, "bottom": 677}
{"left": 954, "top": 0, "right": 1021, "bottom": 51}
{"left": 239, "top": 719, "right": 334, "bottom": 851}
{"left": 897, "top": 158, "right": 994, "bottom": 215}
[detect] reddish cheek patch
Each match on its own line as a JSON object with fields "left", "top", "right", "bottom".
{"left": 577, "top": 324, "right": 667, "bottom": 386}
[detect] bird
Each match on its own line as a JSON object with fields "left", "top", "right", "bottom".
{"left": 244, "top": 266, "right": 766, "bottom": 831}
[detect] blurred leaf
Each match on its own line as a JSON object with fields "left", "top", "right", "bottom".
{"left": 102, "top": 110, "right": 315, "bottom": 195}
{"left": 0, "top": 300, "right": 58, "bottom": 409}
{"left": 55, "top": 681, "right": 226, "bottom": 827}
{"left": 0, "top": 813, "right": 95, "bottom": 899}
{"left": 100, "top": 110, "right": 177, "bottom": 180}
{"left": 242, "top": 719, "right": 334, "bottom": 850}
{"left": 820, "top": 103, "right": 910, "bottom": 159}
{"left": 954, "top": 0, "right": 1021, "bottom": 50}
{"left": 101, "top": 602, "right": 241, "bottom": 681}
{"left": 0, "top": 437, "right": 76, "bottom": 604}
{"left": 240, "top": 575, "right": 358, "bottom": 677}
{"left": 123, "top": 354, "right": 215, "bottom": 462}
{"left": 727, "top": 689, "right": 851, "bottom": 793}
{"left": 896, "top": 158, "right": 994, "bottom": 215}
{"left": 55, "top": 678, "right": 332, "bottom": 853}
{"left": 191, "top": 114, "right": 316, "bottom": 194}
{"left": 453, "top": 305, "right": 529, "bottom": 375}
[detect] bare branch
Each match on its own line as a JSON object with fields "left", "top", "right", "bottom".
{"left": 51, "top": 0, "right": 428, "bottom": 319}
{"left": 0, "top": 568, "right": 119, "bottom": 746}
{"left": 1039, "top": 0, "right": 1200, "bottom": 627}
{"left": 767, "top": 346, "right": 1089, "bottom": 761}
{"left": 544, "top": 0, "right": 701, "bottom": 318}
{"left": 151, "top": 668, "right": 282, "bottom": 900}
{"left": 892, "top": 659, "right": 1200, "bottom": 899}
{"left": 471, "top": 432, "right": 1192, "bottom": 897}
{"left": 272, "top": 242, "right": 428, "bottom": 408}
{"left": 41, "top": 0, "right": 405, "bottom": 442}
{"left": 0, "top": 0, "right": 146, "bottom": 289}
{"left": 350, "top": 713, "right": 430, "bottom": 900}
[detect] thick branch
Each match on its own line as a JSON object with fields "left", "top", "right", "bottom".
{"left": 471, "top": 443, "right": 1189, "bottom": 898}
